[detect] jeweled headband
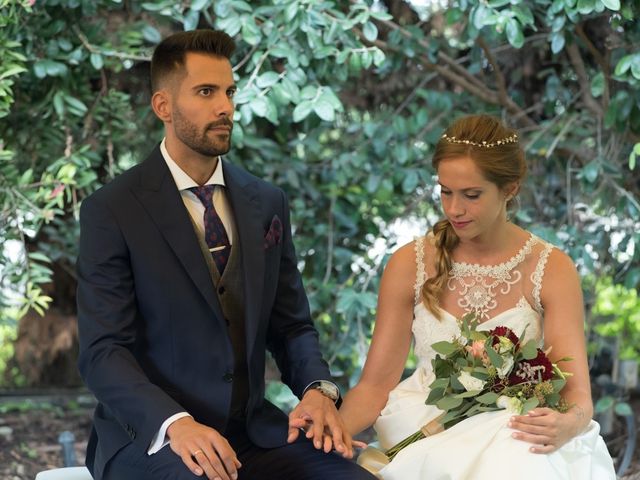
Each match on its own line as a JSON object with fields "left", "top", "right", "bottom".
{"left": 441, "top": 133, "right": 518, "bottom": 147}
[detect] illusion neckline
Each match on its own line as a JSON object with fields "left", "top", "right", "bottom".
{"left": 450, "top": 233, "right": 537, "bottom": 271}
{"left": 414, "top": 302, "right": 539, "bottom": 326}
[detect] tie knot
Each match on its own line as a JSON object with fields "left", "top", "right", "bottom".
{"left": 189, "top": 185, "right": 216, "bottom": 208}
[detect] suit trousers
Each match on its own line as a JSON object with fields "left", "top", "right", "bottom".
{"left": 102, "top": 419, "right": 376, "bottom": 480}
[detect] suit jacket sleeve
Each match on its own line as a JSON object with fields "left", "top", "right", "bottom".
{"left": 76, "top": 192, "right": 184, "bottom": 449}
{"left": 265, "top": 189, "right": 334, "bottom": 397}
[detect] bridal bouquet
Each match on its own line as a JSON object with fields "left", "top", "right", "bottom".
{"left": 385, "top": 313, "right": 571, "bottom": 460}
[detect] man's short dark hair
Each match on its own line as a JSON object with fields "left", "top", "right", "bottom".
{"left": 150, "top": 29, "right": 236, "bottom": 93}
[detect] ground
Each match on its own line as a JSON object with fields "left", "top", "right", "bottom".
{"left": 0, "top": 389, "right": 639, "bottom": 479}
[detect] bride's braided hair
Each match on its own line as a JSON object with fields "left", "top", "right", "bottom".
{"left": 421, "top": 115, "right": 526, "bottom": 319}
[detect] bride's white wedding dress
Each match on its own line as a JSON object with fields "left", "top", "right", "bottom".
{"left": 374, "top": 234, "right": 616, "bottom": 479}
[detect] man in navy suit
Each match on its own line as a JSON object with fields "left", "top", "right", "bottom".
{"left": 77, "top": 29, "right": 375, "bottom": 480}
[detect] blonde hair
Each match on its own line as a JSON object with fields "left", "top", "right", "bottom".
{"left": 421, "top": 115, "right": 526, "bottom": 318}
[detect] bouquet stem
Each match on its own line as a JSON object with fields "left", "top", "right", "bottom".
{"left": 385, "top": 415, "right": 445, "bottom": 461}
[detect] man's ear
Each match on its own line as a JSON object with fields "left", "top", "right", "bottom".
{"left": 151, "top": 90, "right": 171, "bottom": 123}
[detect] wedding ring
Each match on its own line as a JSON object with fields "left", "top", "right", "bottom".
{"left": 192, "top": 449, "right": 204, "bottom": 457}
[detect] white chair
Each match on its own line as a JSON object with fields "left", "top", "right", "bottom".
{"left": 35, "top": 466, "right": 92, "bottom": 479}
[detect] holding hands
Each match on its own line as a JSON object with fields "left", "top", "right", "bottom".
{"left": 288, "top": 389, "right": 366, "bottom": 458}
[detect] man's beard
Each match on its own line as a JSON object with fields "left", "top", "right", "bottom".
{"left": 173, "top": 106, "right": 233, "bottom": 157}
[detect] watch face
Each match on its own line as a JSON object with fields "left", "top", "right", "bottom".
{"left": 318, "top": 381, "right": 339, "bottom": 399}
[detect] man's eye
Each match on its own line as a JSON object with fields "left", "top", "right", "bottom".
{"left": 199, "top": 88, "right": 211, "bottom": 96}
{"left": 227, "top": 89, "right": 236, "bottom": 98}
{"left": 441, "top": 190, "right": 452, "bottom": 196}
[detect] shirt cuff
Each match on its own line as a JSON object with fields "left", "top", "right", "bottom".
{"left": 147, "top": 412, "right": 191, "bottom": 455}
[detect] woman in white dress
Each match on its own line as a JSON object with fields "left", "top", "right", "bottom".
{"left": 339, "top": 115, "right": 616, "bottom": 479}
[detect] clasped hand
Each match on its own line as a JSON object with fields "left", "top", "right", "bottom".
{"left": 508, "top": 407, "right": 582, "bottom": 453}
{"left": 287, "top": 389, "right": 366, "bottom": 458}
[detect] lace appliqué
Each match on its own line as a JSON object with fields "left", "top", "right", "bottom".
{"left": 447, "top": 235, "right": 536, "bottom": 320}
{"left": 414, "top": 236, "right": 427, "bottom": 305}
{"left": 531, "top": 241, "right": 553, "bottom": 315}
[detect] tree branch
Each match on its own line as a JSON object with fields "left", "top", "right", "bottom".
{"left": 478, "top": 37, "right": 508, "bottom": 105}
{"left": 565, "top": 42, "right": 604, "bottom": 118}
{"left": 353, "top": 17, "right": 536, "bottom": 127}
{"left": 574, "top": 22, "right": 610, "bottom": 110}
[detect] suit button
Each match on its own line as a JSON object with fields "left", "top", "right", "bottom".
{"left": 223, "top": 373, "right": 233, "bottom": 383}
{"left": 218, "top": 286, "right": 225, "bottom": 295}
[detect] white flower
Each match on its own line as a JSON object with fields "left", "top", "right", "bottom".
{"left": 458, "top": 371, "right": 486, "bottom": 392}
{"left": 496, "top": 336, "right": 514, "bottom": 354}
{"left": 496, "top": 355, "right": 514, "bottom": 378}
{"left": 497, "top": 395, "right": 523, "bottom": 414}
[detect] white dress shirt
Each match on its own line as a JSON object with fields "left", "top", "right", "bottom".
{"left": 148, "top": 139, "right": 234, "bottom": 454}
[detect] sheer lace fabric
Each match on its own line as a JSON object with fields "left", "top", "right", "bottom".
{"left": 373, "top": 234, "right": 616, "bottom": 479}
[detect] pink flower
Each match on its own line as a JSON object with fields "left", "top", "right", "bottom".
{"left": 466, "top": 340, "right": 485, "bottom": 358}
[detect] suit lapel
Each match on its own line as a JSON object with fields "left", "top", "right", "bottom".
{"left": 223, "top": 160, "right": 265, "bottom": 356}
{"left": 132, "top": 147, "right": 225, "bottom": 322}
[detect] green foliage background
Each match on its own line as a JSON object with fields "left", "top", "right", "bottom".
{"left": 1, "top": 0, "right": 639, "bottom": 388}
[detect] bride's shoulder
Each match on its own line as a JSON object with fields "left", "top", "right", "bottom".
{"left": 385, "top": 235, "right": 435, "bottom": 274}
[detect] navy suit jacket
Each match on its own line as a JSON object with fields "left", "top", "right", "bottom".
{"left": 77, "top": 146, "right": 333, "bottom": 479}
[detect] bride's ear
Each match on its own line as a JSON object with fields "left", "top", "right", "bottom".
{"left": 504, "top": 182, "right": 520, "bottom": 201}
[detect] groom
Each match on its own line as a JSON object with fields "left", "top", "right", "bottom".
{"left": 76, "top": 29, "right": 375, "bottom": 480}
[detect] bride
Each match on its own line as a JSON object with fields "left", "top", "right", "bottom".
{"left": 339, "top": 115, "right": 616, "bottom": 479}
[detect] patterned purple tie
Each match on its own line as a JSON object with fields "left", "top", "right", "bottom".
{"left": 190, "top": 185, "right": 230, "bottom": 274}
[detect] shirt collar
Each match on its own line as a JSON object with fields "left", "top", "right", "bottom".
{"left": 160, "top": 138, "right": 226, "bottom": 191}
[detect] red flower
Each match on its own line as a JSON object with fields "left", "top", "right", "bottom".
{"left": 488, "top": 326, "right": 520, "bottom": 349}
{"left": 508, "top": 349, "right": 553, "bottom": 385}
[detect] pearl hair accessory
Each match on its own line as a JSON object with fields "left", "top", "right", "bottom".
{"left": 441, "top": 133, "right": 518, "bottom": 147}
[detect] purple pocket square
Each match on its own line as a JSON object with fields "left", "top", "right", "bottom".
{"left": 264, "top": 215, "right": 282, "bottom": 249}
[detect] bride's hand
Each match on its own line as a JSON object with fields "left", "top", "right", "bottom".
{"left": 508, "top": 407, "right": 582, "bottom": 454}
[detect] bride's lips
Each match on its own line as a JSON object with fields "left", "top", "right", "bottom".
{"left": 450, "top": 220, "right": 472, "bottom": 229}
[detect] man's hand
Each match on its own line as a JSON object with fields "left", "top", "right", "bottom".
{"left": 287, "top": 389, "right": 363, "bottom": 458}
{"left": 167, "top": 416, "right": 241, "bottom": 480}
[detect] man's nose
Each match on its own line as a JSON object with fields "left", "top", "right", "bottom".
{"left": 216, "top": 95, "right": 234, "bottom": 117}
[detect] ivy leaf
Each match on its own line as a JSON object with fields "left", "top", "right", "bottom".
{"left": 363, "top": 21, "right": 378, "bottom": 42}
{"left": 142, "top": 25, "right": 161, "bottom": 44}
{"left": 313, "top": 99, "right": 335, "bottom": 122}
{"left": 614, "top": 54, "right": 633, "bottom": 76}
{"left": 550, "top": 32, "right": 564, "bottom": 53}
{"left": 256, "top": 72, "right": 280, "bottom": 89}
{"left": 292, "top": 100, "right": 313, "bottom": 122}
{"left": 506, "top": 19, "right": 524, "bottom": 49}
{"left": 601, "top": 0, "right": 620, "bottom": 11}
{"left": 90, "top": 53, "right": 104, "bottom": 70}
{"left": 249, "top": 96, "right": 269, "bottom": 118}
{"left": 614, "top": 402, "right": 633, "bottom": 416}
{"left": 590, "top": 72, "right": 604, "bottom": 97}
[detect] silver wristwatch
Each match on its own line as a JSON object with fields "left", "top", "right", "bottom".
{"left": 307, "top": 380, "right": 341, "bottom": 405}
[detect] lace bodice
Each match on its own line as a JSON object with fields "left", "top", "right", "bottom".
{"left": 411, "top": 234, "right": 553, "bottom": 369}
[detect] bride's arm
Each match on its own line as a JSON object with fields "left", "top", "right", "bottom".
{"left": 339, "top": 242, "right": 417, "bottom": 436}
{"left": 509, "top": 248, "right": 593, "bottom": 453}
